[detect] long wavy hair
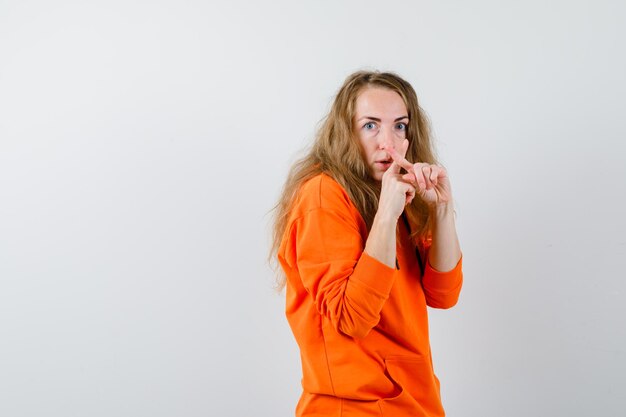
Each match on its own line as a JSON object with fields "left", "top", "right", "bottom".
{"left": 269, "top": 70, "right": 439, "bottom": 290}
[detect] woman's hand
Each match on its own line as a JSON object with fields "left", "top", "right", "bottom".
{"left": 377, "top": 140, "right": 416, "bottom": 221}
{"left": 388, "top": 146, "right": 453, "bottom": 207}
{"left": 365, "top": 140, "right": 415, "bottom": 268}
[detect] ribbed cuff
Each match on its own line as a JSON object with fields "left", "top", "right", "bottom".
{"left": 350, "top": 251, "right": 397, "bottom": 297}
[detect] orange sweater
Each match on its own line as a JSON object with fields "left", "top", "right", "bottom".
{"left": 278, "top": 173, "right": 463, "bottom": 417}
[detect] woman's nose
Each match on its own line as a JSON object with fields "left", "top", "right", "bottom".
{"left": 378, "top": 128, "right": 395, "bottom": 150}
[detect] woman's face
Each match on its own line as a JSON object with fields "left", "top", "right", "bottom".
{"left": 353, "top": 86, "right": 409, "bottom": 181}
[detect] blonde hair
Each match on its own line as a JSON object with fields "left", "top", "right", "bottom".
{"left": 270, "top": 70, "right": 439, "bottom": 290}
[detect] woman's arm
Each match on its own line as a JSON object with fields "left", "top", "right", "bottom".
{"left": 386, "top": 145, "right": 462, "bottom": 271}
{"left": 364, "top": 214, "right": 397, "bottom": 269}
{"left": 428, "top": 202, "right": 461, "bottom": 272}
{"left": 418, "top": 202, "right": 463, "bottom": 309}
{"left": 365, "top": 140, "right": 417, "bottom": 268}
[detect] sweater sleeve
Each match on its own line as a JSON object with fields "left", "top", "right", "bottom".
{"left": 289, "top": 207, "right": 397, "bottom": 339}
{"left": 421, "top": 244, "right": 463, "bottom": 309}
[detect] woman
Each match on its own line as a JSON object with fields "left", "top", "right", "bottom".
{"left": 270, "top": 71, "right": 463, "bottom": 416}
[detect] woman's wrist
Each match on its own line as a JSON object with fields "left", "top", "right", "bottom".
{"left": 429, "top": 201, "right": 455, "bottom": 219}
{"left": 372, "top": 210, "right": 398, "bottom": 227}
{"left": 365, "top": 213, "right": 398, "bottom": 268}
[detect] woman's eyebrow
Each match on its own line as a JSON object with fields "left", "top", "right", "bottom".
{"left": 357, "top": 116, "right": 409, "bottom": 122}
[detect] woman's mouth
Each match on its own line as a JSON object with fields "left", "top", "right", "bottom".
{"left": 374, "top": 161, "right": 392, "bottom": 170}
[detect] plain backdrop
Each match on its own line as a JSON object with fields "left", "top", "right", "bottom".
{"left": 1, "top": 0, "right": 625, "bottom": 416}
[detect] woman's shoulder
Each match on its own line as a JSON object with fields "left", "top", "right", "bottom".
{"left": 295, "top": 173, "right": 355, "bottom": 214}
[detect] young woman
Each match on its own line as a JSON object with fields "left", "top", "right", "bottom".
{"left": 270, "top": 71, "right": 463, "bottom": 416}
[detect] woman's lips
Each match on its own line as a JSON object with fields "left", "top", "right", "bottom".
{"left": 375, "top": 161, "right": 392, "bottom": 170}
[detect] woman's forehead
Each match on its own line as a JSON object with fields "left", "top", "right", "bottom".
{"left": 354, "top": 87, "right": 407, "bottom": 118}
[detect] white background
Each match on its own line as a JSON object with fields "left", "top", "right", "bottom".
{"left": 1, "top": 1, "right": 625, "bottom": 416}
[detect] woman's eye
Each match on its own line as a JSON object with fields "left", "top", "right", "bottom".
{"left": 364, "top": 122, "right": 376, "bottom": 130}
{"left": 396, "top": 123, "right": 407, "bottom": 131}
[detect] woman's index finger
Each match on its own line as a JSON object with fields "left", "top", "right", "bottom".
{"left": 388, "top": 146, "right": 414, "bottom": 171}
